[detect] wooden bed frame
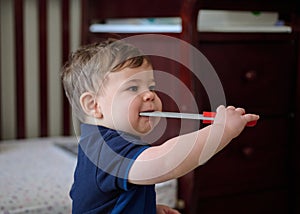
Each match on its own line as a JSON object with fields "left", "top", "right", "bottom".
{"left": 1, "top": 0, "right": 72, "bottom": 139}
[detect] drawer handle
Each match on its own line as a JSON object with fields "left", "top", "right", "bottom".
{"left": 244, "top": 70, "right": 257, "bottom": 81}
{"left": 242, "top": 146, "right": 254, "bottom": 157}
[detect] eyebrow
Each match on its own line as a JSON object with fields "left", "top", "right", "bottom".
{"left": 125, "top": 78, "right": 156, "bottom": 84}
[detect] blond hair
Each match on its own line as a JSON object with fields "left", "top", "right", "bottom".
{"left": 61, "top": 38, "right": 149, "bottom": 122}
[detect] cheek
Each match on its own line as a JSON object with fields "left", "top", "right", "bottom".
{"left": 155, "top": 95, "right": 163, "bottom": 111}
{"left": 158, "top": 98, "right": 163, "bottom": 110}
{"left": 112, "top": 95, "right": 139, "bottom": 121}
{"left": 127, "top": 97, "right": 142, "bottom": 117}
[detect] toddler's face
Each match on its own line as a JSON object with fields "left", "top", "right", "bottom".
{"left": 96, "top": 60, "right": 162, "bottom": 136}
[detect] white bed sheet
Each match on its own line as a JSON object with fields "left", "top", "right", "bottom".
{"left": 0, "top": 137, "right": 77, "bottom": 214}
{"left": 0, "top": 137, "right": 178, "bottom": 213}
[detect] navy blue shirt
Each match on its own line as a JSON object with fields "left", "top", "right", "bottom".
{"left": 70, "top": 124, "right": 156, "bottom": 214}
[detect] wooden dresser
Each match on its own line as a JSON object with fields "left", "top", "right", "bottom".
{"left": 181, "top": 1, "right": 300, "bottom": 213}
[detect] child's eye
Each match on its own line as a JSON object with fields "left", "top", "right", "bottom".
{"left": 127, "top": 86, "right": 138, "bottom": 92}
{"left": 149, "top": 85, "right": 156, "bottom": 91}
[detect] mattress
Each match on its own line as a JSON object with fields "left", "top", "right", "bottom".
{"left": 0, "top": 137, "right": 77, "bottom": 214}
{"left": 0, "top": 137, "right": 178, "bottom": 213}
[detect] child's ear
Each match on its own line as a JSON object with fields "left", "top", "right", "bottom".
{"left": 80, "top": 92, "right": 103, "bottom": 118}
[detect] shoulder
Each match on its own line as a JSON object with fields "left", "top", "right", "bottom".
{"left": 80, "top": 124, "right": 150, "bottom": 160}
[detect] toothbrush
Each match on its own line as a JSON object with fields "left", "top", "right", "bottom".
{"left": 139, "top": 111, "right": 257, "bottom": 127}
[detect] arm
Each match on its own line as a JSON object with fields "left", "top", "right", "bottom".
{"left": 128, "top": 105, "right": 259, "bottom": 185}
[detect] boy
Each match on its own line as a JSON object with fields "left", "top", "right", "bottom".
{"left": 61, "top": 38, "right": 259, "bottom": 213}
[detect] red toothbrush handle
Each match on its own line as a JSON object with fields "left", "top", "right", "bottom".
{"left": 203, "top": 112, "right": 257, "bottom": 127}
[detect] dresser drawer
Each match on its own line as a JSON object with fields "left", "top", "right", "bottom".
{"left": 193, "top": 118, "right": 290, "bottom": 197}
{"left": 197, "top": 42, "right": 296, "bottom": 115}
{"left": 192, "top": 188, "right": 289, "bottom": 214}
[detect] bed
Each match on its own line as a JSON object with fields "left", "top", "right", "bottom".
{"left": 0, "top": 137, "right": 77, "bottom": 214}
{"left": 0, "top": 137, "right": 177, "bottom": 214}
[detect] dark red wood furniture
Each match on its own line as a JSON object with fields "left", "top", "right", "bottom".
{"left": 181, "top": 1, "right": 300, "bottom": 213}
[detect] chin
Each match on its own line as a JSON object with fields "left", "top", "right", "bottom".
{"left": 132, "top": 126, "right": 153, "bottom": 136}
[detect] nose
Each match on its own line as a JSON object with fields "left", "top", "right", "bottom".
{"left": 142, "top": 90, "right": 155, "bottom": 102}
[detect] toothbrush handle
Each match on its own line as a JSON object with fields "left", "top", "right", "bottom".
{"left": 203, "top": 112, "right": 257, "bottom": 127}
